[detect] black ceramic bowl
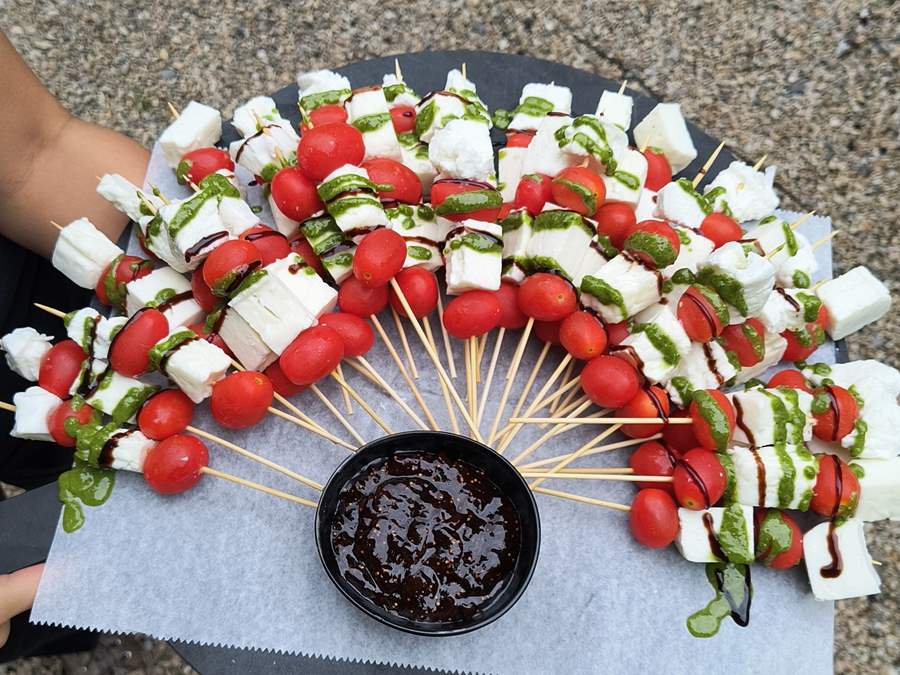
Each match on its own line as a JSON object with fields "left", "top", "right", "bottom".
{"left": 315, "top": 431, "right": 541, "bottom": 637}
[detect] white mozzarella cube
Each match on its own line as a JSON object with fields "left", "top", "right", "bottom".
{"left": 10, "top": 386, "right": 61, "bottom": 441}
{"left": 803, "top": 360, "right": 900, "bottom": 399}
{"left": 704, "top": 162, "right": 779, "bottom": 223}
{"left": 661, "top": 227, "right": 715, "bottom": 277}
{"left": 125, "top": 266, "right": 191, "bottom": 315}
{"left": 444, "top": 221, "right": 503, "bottom": 295}
{"left": 745, "top": 216, "right": 818, "bottom": 288}
{"left": 580, "top": 255, "right": 660, "bottom": 323}
{"left": 232, "top": 96, "right": 282, "bottom": 137}
{"left": 1, "top": 328, "right": 53, "bottom": 381}
{"left": 617, "top": 305, "right": 691, "bottom": 383}
{"left": 382, "top": 74, "right": 419, "bottom": 108}
{"left": 445, "top": 69, "right": 481, "bottom": 98}
{"left": 52, "top": 218, "right": 124, "bottom": 289}
{"left": 68, "top": 358, "right": 107, "bottom": 398}
{"left": 415, "top": 93, "right": 467, "bottom": 143}
{"left": 346, "top": 88, "right": 401, "bottom": 161}
{"left": 698, "top": 242, "right": 775, "bottom": 319}
{"left": 159, "top": 101, "right": 222, "bottom": 169}
{"left": 602, "top": 148, "right": 647, "bottom": 207}
{"left": 727, "top": 445, "right": 817, "bottom": 509}
{"left": 159, "top": 195, "right": 230, "bottom": 270}
{"left": 556, "top": 115, "right": 628, "bottom": 170}
{"left": 525, "top": 210, "right": 595, "bottom": 282}
{"left": 94, "top": 316, "right": 127, "bottom": 361}
{"left": 853, "top": 458, "right": 900, "bottom": 521}
{"left": 328, "top": 193, "right": 389, "bottom": 237}
{"left": 218, "top": 309, "right": 277, "bottom": 372}
{"left": 97, "top": 174, "right": 156, "bottom": 222}
{"left": 228, "top": 123, "right": 298, "bottom": 179}
{"left": 634, "top": 188, "right": 658, "bottom": 222}
{"left": 100, "top": 428, "right": 155, "bottom": 473}
{"left": 632, "top": 102, "right": 697, "bottom": 174}
{"left": 595, "top": 90, "right": 633, "bottom": 130}
{"left": 65, "top": 308, "right": 101, "bottom": 353}
{"left": 572, "top": 239, "right": 612, "bottom": 290}
{"left": 269, "top": 254, "right": 338, "bottom": 319}
{"left": 665, "top": 341, "right": 738, "bottom": 406}
{"left": 500, "top": 210, "right": 533, "bottom": 284}
{"left": 841, "top": 380, "right": 900, "bottom": 460}
{"left": 86, "top": 370, "right": 157, "bottom": 423}
{"left": 675, "top": 505, "right": 754, "bottom": 564}
{"left": 267, "top": 192, "right": 301, "bottom": 236}
{"left": 297, "top": 69, "right": 351, "bottom": 109}
{"left": 729, "top": 387, "right": 814, "bottom": 448}
{"left": 322, "top": 245, "right": 356, "bottom": 284}
{"left": 387, "top": 204, "right": 445, "bottom": 272}
{"left": 218, "top": 196, "right": 259, "bottom": 236}
{"left": 804, "top": 519, "right": 880, "bottom": 601}
{"left": 818, "top": 266, "right": 891, "bottom": 340}
{"left": 508, "top": 82, "right": 573, "bottom": 131}
{"left": 654, "top": 179, "right": 707, "bottom": 230}
{"left": 498, "top": 146, "right": 527, "bottom": 202}
{"left": 400, "top": 143, "right": 438, "bottom": 193}
{"left": 428, "top": 119, "right": 495, "bottom": 184}
{"left": 757, "top": 289, "right": 806, "bottom": 336}
{"left": 521, "top": 115, "right": 578, "bottom": 177}
{"left": 163, "top": 337, "right": 231, "bottom": 403}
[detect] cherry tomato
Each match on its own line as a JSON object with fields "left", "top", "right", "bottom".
{"left": 755, "top": 509, "right": 804, "bottom": 569}
{"left": 389, "top": 267, "right": 438, "bottom": 318}
{"left": 362, "top": 158, "right": 422, "bottom": 204}
{"left": 642, "top": 148, "right": 672, "bottom": 192}
{"left": 617, "top": 386, "right": 671, "bottom": 439}
{"left": 505, "top": 131, "right": 534, "bottom": 148}
{"left": 443, "top": 291, "right": 502, "bottom": 339}
{"left": 629, "top": 441, "right": 678, "bottom": 493}
{"left": 239, "top": 225, "right": 291, "bottom": 266}
{"left": 699, "top": 212, "right": 742, "bottom": 249}
{"left": 495, "top": 281, "right": 528, "bottom": 329}
{"left": 264, "top": 360, "right": 307, "bottom": 397}
{"left": 767, "top": 369, "right": 811, "bottom": 392}
{"left": 559, "top": 311, "right": 608, "bottom": 360}
{"left": 202, "top": 240, "right": 262, "bottom": 297}
{"left": 109, "top": 309, "right": 170, "bottom": 377}
{"left": 389, "top": 105, "right": 416, "bottom": 134}
{"left": 138, "top": 389, "right": 195, "bottom": 440}
{"left": 318, "top": 312, "right": 374, "bottom": 357}
{"left": 48, "top": 398, "right": 96, "bottom": 447}
{"left": 143, "top": 434, "right": 208, "bottom": 495}
{"left": 550, "top": 166, "right": 606, "bottom": 217}
{"left": 580, "top": 355, "right": 640, "bottom": 409}
{"left": 661, "top": 409, "right": 698, "bottom": 452}
{"left": 623, "top": 219, "right": 681, "bottom": 269}
{"left": 677, "top": 285, "right": 727, "bottom": 342}
{"left": 38, "top": 340, "right": 86, "bottom": 399}
{"left": 606, "top": 321, "right": 629, "bottom": 346}
{"left": 517, "top": 272, "right": 577, "bottom": 322}
{"left": 430, "top": 179, "right": 501, "bottom": 222}
{"left": 513, "top": 173, "right": 552, "bottom": 216}
{"left": 672, "top": 448, "right": 727, "bottom": 510}
{"left": 280, "top": 325, "right": 345, "bottom": 385}
{"left": 210, "top": 371, "right": 273, "bottom": 430}
{"left": 594, "top": 202, "right": 636, "bottom": 250}
{"left": 191, "top": 266, "right": 220, "bottom": 313}
{"left": 721, "top": 318, "right": 766, "bottom": 367}
{"left": 811, "top": 454, "right": 860, "bottom": 520}
{"left": 782, "top": 305, "right": 828, "bottom": 362}
{"left": 352, "top": 228, "right": 407, "bottom": 288}
{"left": 534, "top": 320, "right": 562, "bottom": 345}
{"left": 629, "top": 488, "right": 680, "bottom": 549}
{"left": 95, "top": 255, "right": 151, "bottom": 307}
{"left": 177, "top": 147, "right": 234, "bottom": 185}
{"left": 271, "top": 166, "right": 324, "bottom": 222}
{"left": 812, "top": 385, "right": 859, "bottom": 442}
{"left": 338, "top": 277, "right": 389, "bottom": 316}
{"left": 302, "top": 104, "right": 347, "bottom": 131}
{"left": 497, "top": 202, "right": 515, "bottom": 221}
{"left": 289, "top": 235, "right": 325, "bottom": 276}
{"left": 188, "top": 321, "right": 233, "bottom": 357}
{"left": 297, "top": 122, "right": 365, "bottom": 182}
{"left": 689, "top": 389, "right": 736, "bottom": 452}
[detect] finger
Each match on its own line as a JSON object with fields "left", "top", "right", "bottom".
{"left": 0, "top": 564, "right": 44, "bottom": 621}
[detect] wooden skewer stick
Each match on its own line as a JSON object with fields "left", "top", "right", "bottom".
{"left": 529, "top": 424, "right": 623, "bottom": 488}
{"left": 532, "top": 486, "right": 630, "bottom": 512}
{"left": 520, "top": 434, "right": 662, "bottom": 470}
{"left": 422, "top": 314, "right": 459, "bottom": 434}
{"left": 266, "top": 406, "right": 356, "bottom": 450}
{"left": 0, "top": 402, "right": 16, "bottom": 413}
{"left": 347, "top": 356, "right": 428, "bottom": 430}
{"left": 34, "top": 302, "right": 65, "bottom": 318}
{"left": 461, "top": 62, "right": 467, "bottom": 79}
{"left": 436, "top": 295, "right": 457, "bottom": 378}
{"left": 308, "top": 384, "right": 365, "bottom": 447}
{"left": 394, "top": 58, "right": 403, "bottom": 81}
{"left": 492, "top": 376, "right": 582, "bottom": 442}
{"left": 150, "top": 185, "right": 171, "bottom": 205}
{"left": 466, "top": 338, "right": 477, "bottom": 424}
{"left": 522, "top": 472, "right": 672, "bottom": 483}
{"left": 811, "top": 230, "right": 839, "bottom": 251}
{"left": 487, "top": 318, "right": 535, "bottom": 445}
{"left": 692, "top": 141, "right": 725, "bottom": 187}
{"left": 550, "top": 360, "right": 576, "bottom": 415}
{"left": 50, "top": 220, "right": 64, "bottom": 231}
{"left": 330, "top": 371, "right": 393, "bottom": 434}
{"left": 508, "top": 341, "right": 552, "bottom": 426}
{"left": 751, "top": 154, "right": 768, "bottom": 171}
{"left": 335, "top": 363, "right": 353, "bottom": 415}
{"left": 391, "top": 308, "right": 419, "bottom": 379}
{"left": 199, "top": 467, "right": 318, "bottom": 508}
{"left": 188, "top": 426, "right": 323, "bottom": 491}
{"left": 525, "top": 466, "right": 634, "bottom": 475}
{"left": 511, "top": 415, "right": 692, "bottom": 425}
{"left": 476, "top": 328, "right": 505, "bottom": 427}
{"left": 790, "top": 210, "right": 816, "bottom": 230}
{"left": 617, "top": 80, "right": 628, "bottom": 95}
{"left": 509, "top": 399, "right": 595, "bottom": 466}
{"left": 809, "top": 278, "right": 827, "bottom": 292}
{"left": 166, "top": 101, "right": 180, "bottom": 120}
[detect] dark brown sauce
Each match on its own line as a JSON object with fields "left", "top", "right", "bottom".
{"left": 683, "top": 290, "right": 719, "bottom": 339}
{"left": 98, "top": 429, "right": 130, "bottom": 468}
{"left": 824, "top": 385, "right": 841, "bottom": 442}
{"left": 222, "top": 260, "right": 262, "bottom": 296}
{"left": 431, "top": 177, "right": 494, "bottom": 191}
{"left": 345, "top": 84, "right": 382, "bottom": 101}
{"left": 417, "top": 90, "right": 475, "bottom": 109}
{"left": 714, "top": 563, "right": 752, "bottom": 626}
{"left": 738, "top": 238, "right": 766, "bottom": 257}
{"left": 702, "top": 512, "right": 727, "bottom": 561}
{"left": 288, "top": 261, "right": 308, "bottom": 274}
{"left": 155, "top": 290, "right": 195, "bottom": 314}
{"left": 621, "top": 251, "right": 664, "bottom": 295}
{"left": 829, "top": 454, "right": 843, "bottom": 520}
{"left": 775, "top": 287, "right": 801, "bottom": 312}
{"left": 74, "top": 316, "right": 101, "bottom": 397}
{"left": 702, "top": 342, "right": 726, "bottom": 385}
{"left": 733, "top": 397, "right": 755, "bottom": 446}
{"left": 750, "top": 448, "right": 766, "bottom": 506}
{"left": 244, "top": 229, "right": 285, "bottom": 243}
{"left": 821, "top": 520, "right": 843, "bottom": 579}
{"left": 331, "top": 451, "right": 521, "bottom": 624}
{"left": 645, "top": 386, "right": 669, "bottom": 423}
{"left": 184, "top": 231, "right": 229, "bottom": 263}
{"left": 404, "top": 234, "right": 443, "bottom": 247}
{"left": 234, "top": 124, "right": 280, "bottom": 163}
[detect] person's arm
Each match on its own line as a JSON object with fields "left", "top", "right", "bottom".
{"left": 0, "top": 564, "right": 42, "bottom": 648}
{"left": 0, "top": 32, "right": 149, "bottom": 258}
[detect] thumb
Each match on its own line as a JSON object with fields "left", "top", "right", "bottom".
{"left": 0, "top": 564, "right": 44, "bottom": 621}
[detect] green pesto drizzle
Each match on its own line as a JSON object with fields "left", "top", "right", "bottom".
{"left": 686, "top": 563, "right": 752, "bottom": 638}
{"left": 718, "top": 503, "right": 753, "bottom": 564}
{"left": 581, "top": 275, "right": 627, "bottom": 320}
{"left": 692, "top": 390, "right": 732, "bottom": 451}
{"left": 631, "top": 322, "right": 681, "bottom": 367}
{"left": 317, "top": 173, "right": 379, "bottom": 202}
{"left": 755, "top": 510, "right": 793, "bottom": 565}
{"left": 434, "top": 189, "right": 502, "bottom": 217}
{"left": 352, "top": 112, "right": 392, "bottom": 134}
{"left": 792, "top": 270, "right": 811, "bottom": 288}
{"left": 624, "top": 231, "right": 678, "bottom": 268}
{"left": 299, "top": 88, "right": 350, "bottom": 111}
{"left": 533, "top": 209, "right": 595, "bottom": 238}
{"left": 448, "top": 233, "right": 502, "bottom": 255}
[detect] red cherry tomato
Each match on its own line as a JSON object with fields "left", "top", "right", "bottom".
{"left": 622, "top": 220, "right": 681, "bottom": 269}
{"left": 191, "top": 266, "right": 220, "bottom": 313}
{"left": 580, "top": 355, "right": 640, "bottom": 409}
{"left": 202, "top": 240, "right": 262, "bottom": 297}
{"left": 389, "top": 267, "right": 438, "bottom": 318}
{"left": 699, "top": 212, "right": 742, "bottom": 249}
{"left": 188, "top": 321, "right": 233, "bottom": 358}
{"left": 812, "top": 385, "right": 859, "bottom": 442}
{"left": 264, "top": 360, "right": 308, "bottom": 397}
{"left": 138, "top": 389, "right": 195, "bottom": 440}
{"left": 782, "top": 305, "right": 828, "bottom": 362}
{"left": 677, "top": 285, "right": 727, "bottom": 342}
{"left": 48, "top": 398, "right": 95, "bottom": 447}
{"left": 389, "top": 105, "right": 417, "bottom": 134}
{"left": 672, "top": 448, "right": 727, "bottom": 510}
{"left": 629, "top": 488, "right": 680, "bottom": 549}
{"left": 662, "top": 408, "right": 699, "bottom": 452}
{"left": 755, "top": 509, "right": 804, "bottom": 569}
{"left": 721, "top": 318, "right": 766, "bottom": 367}
{"left": 297, "top": 123, "right": 365, "bottom": 182}
{"left": 443, "top": 291, "right": 502, "bottom": 339}
{"left": 594, "top": 202, "right": 636, "bottom": 250}
{"left": 38, "top": 340, "right": 86, "bottom": 398}
{"left": 338, "top": 276, "right": 389, "bottom": 317}
{"left": 550, "top": 166, "right": 606, "bottom": 217}
{"left": 606, "top": 321, "right": 629, "bottom": 346}
{"left": 497, "top": 202, "right": 515, "bottom": 221}
{"left": 302, "top": 104, "right": 347, "bottom": 131}
{"left": 210, "top": 371, "right": 274, "bottom": 430}
{"left": 505, "top": 131, "right": 534, "bottom": 148}
{"left": 517, "top": 272, "right": 577, "bottom": 322}
{"left": 109, "top": 309, "right": 170, "bottom": 377}
{"left": 177, "top": 147, "right": 234, "bottom": 185}
{"left": 318, "top": 312, "right": 374, "bottom": 357}
{"left": 494, "top": 281, "right": 528, "bottom": 329}
{"left": 767, "top": 369, "right": 811, "bottom": 392}
{"left": 629, "top": 441, "right": 678, "bottom": 493}
{"left": 534, "top": 320, "right": 562, "bottom": 345}
{"left": 289, "top": 236, "right": 325, "bottom": 276}
{"left": 352, "top": 228, "right": 407, "bottom": 288}
{"left": 513, "top": 173, "right": 552, "bottom": 216}
{"left": 362, "top": 158, "right": 422, "bottom": 204}
{"left": 239, "top": 225, "right": 291, "bottom": 266}
{"left": 280, "top": 325, "right": 345, "bottom": 385}
{"left": 559, "top": 311, "right": 608, "bottom": 360}
{"left": 811, "top": 454, "right": 860, "bottom": 520}
{"left": 689, "top": 389, "right": 736, "bottom": 452}
{"left": 430, "top": 179, "right": 501, "bottom": 223}
{"left": 143, "top": 434, "right": 208, "bottom": 495}
{"left": 95, "top": 255, "right": 152, "bottom": 307}
{"left": 617, "top": 386, "right": 671, "bottom": 439}
{"left": 271, "top": 166, "right": 324, "bottom": 222}
{"left": 642, "top": 149, "right": 672, "bottom": 192}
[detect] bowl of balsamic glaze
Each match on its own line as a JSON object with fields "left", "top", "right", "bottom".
{"left": 315, "top": 431, "right": 541, "bottom": 636}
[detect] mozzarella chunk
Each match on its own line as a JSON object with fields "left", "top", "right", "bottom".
{"left": 228, "top": 123, "right": 298, "bottom": 180}
{"left": 322, "top": 244, "right": 357, "bottom": 284}
{"left": 521, "top": 115, "right": 578, "bottom": 176}
{"left": 94, "top": 316, "right": 127, "bottom": 361}
{"left": 346, "top": 88, "right": 402, "bottom": 161}
{"left": 1, "top": 328, "right": 53, "bottom": 381}
{"left": 415, "top": 93, "right": 467, "bottom": 143}
{"left": 840, "top": 380, "right": 900, "bottom": 460}
{"left": 52, "top": 218, "right": 124, "bottom": 289}
{"left": 661, "top": 227, "right": 714, "bottom": 278}
{"left": 159, "top": 101, "right": 222, "bottom": 169}
{"left": 675, "top": 505, "right": 754, "bottom": 564}
{"left": 817, "top": 266, "right": 891, "bottom": 340}
{"left": 65, "top": 308, "right": 101, "bottom": 353}
{"left": 498, "top": 146, "right": 527, "bottom": 202}
{"left": 525, "top": 210, "right": 595, "bottom": 281}
{"left": 665, "top": 341, "right": 738, "bottom": 407}
{"left": 745, "top": 216, "right": 818, "bottom": 288}
{"left": 218, "top": 196, "right": 259, "bottom": 236}
{"left": 634, "top": 188, "right": 658, "bottom": 222}
{"left": 556, "top": 115, "right": 628, "bottom": 171}
{"left": 580, "top": 255, "right": 660, "bottom": 323}
{"left": 733, "top": 332, "right": 788, "bottom": 385}
{"left": 428, "top": 119, "right": 495, "bottom": 184}
{"left": 297, "top": 69, "right": 351, "bottom": 109}
{"left": 704, "top": 161, "right": 778, "bottom": 223}
{"left": 803, "top": 360, "right": 900, "bottom": 399}
{"left": 100, "top": 428, "right": 155, "bottom": 473}
{"left": 729, "top": 387, "right": 814, "bottom": 448}
{"left": 698, "top": 242, "right": 775, "bottom": 319}
{"left": 125, "top": 266, "right": 190, "bottom": 315}
{"left": 444, "top": 220, "right": 502, "bottom": 295}
{"left": 804, "top": 519, "right": 880, "bottom": 601}
{"left": 509, "top": 82, "right": 573, "bottom": 131}
{"left": 632, "top": 102, "right": 697, "bottom": 174}
{"left": 570, "top": 236, "right": 613, "bottom": 290}
{"left": 218, "top": 309, "right": 277, "bottom": 372}
{"left": 382, "top": 74, "right": 419, "bottom": 108}
{"left": 500, "top": 210, "right": 533, "bottom": 284}
{"left": 595, "top": 90, "right": 633, "bottom": 130}
{"left": 617, "top": 305, "right": 691, "bottom": 383}
{"left": 86, "top": 370, "right": 157, "bottom": 424}
{"left": 852, "top": 458, "right": 900, "bottom": 521}
{"left": 97, "top": 174, "right": 157, "bottom": 222}
{"left": 327, "top": 192, "right": 389, "bottom": 238}
{"left": 400, "top": 142, "right": 438, "bottom": 193}
{"left": 726, "top": 445, "right": 817, "bottom": 509}
{"left": 159, "top": 194, "right": 230, "bottom": 270}
{"left": 232, "top": 96, "right": 281, "bottom": 137}
{"left": 10, "top": 386, "right": 61, "bottom": 441}
{"left": 654, "top": 179, "right": 708, "bottom": 230}
{"left": 162, "top": 337, "right": 232, "bottom": 403}
{"left": 387, "top": 204, "right": 445, "bottom": 272}
{"left": 757, "top": 289, "right": 806, "bottom": 335}
{"left": 267, "top": 192, "right": 301, "bottom": 236}
{"left": 270, "top": 254, "right": 338, "bottom": 319}
{"left": 602, "top": 148, "right": 647, "bottom": 207}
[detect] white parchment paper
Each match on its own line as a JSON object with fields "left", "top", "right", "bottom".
{"left": 28, "top": 144, "right": 835, "bottom": 674}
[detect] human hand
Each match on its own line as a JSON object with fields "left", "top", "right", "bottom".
{"left": 0, "top": 564, "right": 43, "bottom": 648}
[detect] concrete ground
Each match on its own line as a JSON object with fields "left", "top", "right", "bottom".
{"left": 1, "top": 0, "right": 898, "bottom": 672}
